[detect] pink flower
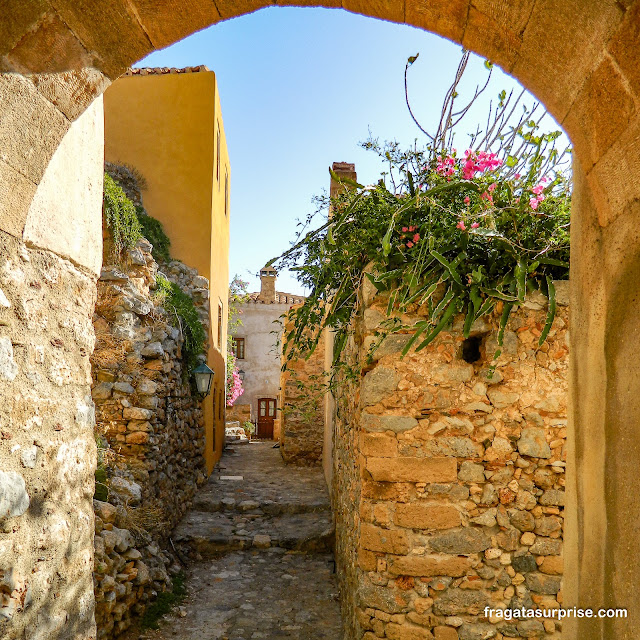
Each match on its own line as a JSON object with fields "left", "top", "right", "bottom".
{"left": 226, "top": 367, "right": 245, "bottom": 406}
{"left": 488, "top": 182, "right": 497, "bottom": 192}
{"left": 413, "top": 233, "right": 420, "bottom": 243}
{"left": 409, "top": 226, "right": 417, "bottom": 232}
{"left": 460, "top": 149, "right": 501, "bottom": 180}
{"left": 402, "top": 227, "right": 408, "bottom": 232}
{"left": 528, "top": 186, "right": 545, "bottom": 209}
{"left": 480, "top": 191, "right": 494, "bottom": 204}
{"left": 464, "top": 196, "right": 470, "bottom": 205}
{"left": 406, "top": 241, "right": 414, "bottom": 248}
{"left": 436, "top": 154, "right": 456, "bottom": 177}
{"left": 471, "top": 222, "right": 480, "bottom": 229}
{"left": 456, "top": 221, "right": 466, "bottom": 231}
{"left": 514, "top": 173, "right": 522, "bottom": 179}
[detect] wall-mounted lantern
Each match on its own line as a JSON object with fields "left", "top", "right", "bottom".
{"left": 238, "top": 369, "right": 245, "bottom": 381}
{"left": 193, "top": 363, "right": 215, "bottom": 397}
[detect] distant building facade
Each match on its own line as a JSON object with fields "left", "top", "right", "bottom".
{"left": 103, "top": 66, "right": 230, "bottom": 473}
{"left": 229, "top": 267, "right": 304, "bottom": 439}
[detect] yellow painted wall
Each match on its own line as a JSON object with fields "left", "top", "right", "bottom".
{"left": 103, "top": 70, "right": 230, "bottom": 473}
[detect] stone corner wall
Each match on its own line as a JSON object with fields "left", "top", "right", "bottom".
{"left": 0, "top": 230, "right": 98, "bottom": 640}
{"left": 279, "top": 317, "right": 326, "bottom": 466}
{"left": 333, "top": 279, "right": 569, "bottom": 640}
{"left": 227, "top": 403, "right": 251, "bottom": 425}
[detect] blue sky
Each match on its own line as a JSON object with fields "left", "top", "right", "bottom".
{"left": 137, "top": 8, "right": 547, "bottom": 295}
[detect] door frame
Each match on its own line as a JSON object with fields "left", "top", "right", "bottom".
{"left": 256, "top": 397, "right": 276, "bottom": 439}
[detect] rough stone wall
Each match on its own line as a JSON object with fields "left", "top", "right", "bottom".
{"left": 333, "top": 278, "right": 569, "bottom": 640}
{"left": 92, "top": 242, "right": 209, "bottom": 530}
{"left": 91, "top": 226, "right": 211, "bottom": 637}
{"left": 0, "top": 230, "right": 98, "bottom": 640}
{"left": 226, "top": 404, "right": 250, "bottom": 425}
{"left": 93, "top": 499, "right": 174, "bottom": 639}
{"left": 332, "top": 332, "right": 363, "bottom": 639}
{"left": 279, "top": 317, "right": 326, "bottom": 466}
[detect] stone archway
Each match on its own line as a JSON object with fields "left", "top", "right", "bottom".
{"left": 0, "top": 2, "right": 639, "bottom": 638}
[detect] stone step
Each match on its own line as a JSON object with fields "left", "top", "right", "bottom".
{"left": 191, "top": 492, "right": 331, "bottom": 516}
{"left": 173, "top": 510, "right": 335, "bottom": 558}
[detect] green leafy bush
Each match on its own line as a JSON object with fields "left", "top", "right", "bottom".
{"left": 155, "top": 274, "right": 207, "bottom": 372}
{"left": 103, "top": 173, "right": 142, "bottom": 258}
{"left": 243, "top": 421, "right": 255, "bottom": 436}
{"left": 136, "top": 206, "right": 172, "bottom": 263}
{"left": 272, "top": 53, "right": 571, "bottom": 367}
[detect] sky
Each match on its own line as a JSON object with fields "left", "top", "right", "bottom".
{"left": 137, "top": 7, "right": 552, "bottom": 296}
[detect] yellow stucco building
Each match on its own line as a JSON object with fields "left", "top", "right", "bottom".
{"left": 103, "top": 66, "right": 230, "bottom": 473}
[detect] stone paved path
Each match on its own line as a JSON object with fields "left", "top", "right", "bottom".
{"left": 143, "top": 442, "right": 343, "bottom": 640}
{"left": 173, "top": 442, "right": 334, "bottom": 555}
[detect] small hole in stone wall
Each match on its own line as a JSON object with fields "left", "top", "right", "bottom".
{"left": 461, "top": 336, "right": 483, "bottom": 363}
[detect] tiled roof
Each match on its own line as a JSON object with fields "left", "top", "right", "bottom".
{"left": 246, "top": 292, "right": 306, "bottom": 305}
{"left": 125, "top": 65, "right": 210, "bottom": 76}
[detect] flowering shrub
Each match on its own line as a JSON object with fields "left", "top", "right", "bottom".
{"left": 226, "top": 275, "right": 249, "bottom": 406}
{"left": 226, "top": 367, "right": 244, "bottom": 406}
{"left": 272, "top": 52, "right": 570, "bottom": 366}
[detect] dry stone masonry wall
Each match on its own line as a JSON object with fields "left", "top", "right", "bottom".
{"left": 91, "top": 210, "right": 211, "bottom": 637}
{"left": 333, "top": 277, "right": 569, "bottom": 640}
{"left": 93, "top": 499, "right": 175, "bottom": 639}
{"left": 279, "top": 312, "right": 326, "bottom": 466}
{"left": 0, "top": 230, "right": 98, "bottom": 640}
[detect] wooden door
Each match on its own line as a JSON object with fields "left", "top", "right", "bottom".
{"left": 257, "top": 398, "right": 276, "bottom": 439}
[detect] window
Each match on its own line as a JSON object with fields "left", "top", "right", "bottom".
{"left": 217, "top": 302, "right": 223, "bottom": 347}
{"left": 219, "top": 389, "right": 223, "bottom": 420}
{"left": 233, "top": 337, "right": 245, "bottom": 359}
{"left": 216, "top": 122, "right": 221, "bottom": 185}
{"left": 224, "top": 167, "right": 229, "bottom": 216}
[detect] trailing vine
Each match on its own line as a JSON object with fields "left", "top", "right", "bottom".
{"left": 154, "top": 273, "right": 207, "bottom": 373}
{"left": 135, "top": 206, "right": 172, "bottom": 263}
{"left": 271, "top": 51, "right": 571, "bottom": 367}
{"left": 103, "top": 172, "right": 143, "bottom": 259}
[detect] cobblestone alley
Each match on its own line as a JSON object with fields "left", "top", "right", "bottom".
{"left": 143, "top": 442, "right": 343, "bottom": 640}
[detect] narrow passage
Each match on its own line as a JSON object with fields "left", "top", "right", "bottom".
{"left": 144, "top": 442, "right": 343, "bottom": 640}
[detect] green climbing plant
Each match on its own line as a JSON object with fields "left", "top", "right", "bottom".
{"left": 135, "top": 206, "right": 172, "bottom": 263}
{"left": 103, "top": 172, "right": 143, "bottom": 258}
{"left": 154, "top": 273, "right": 207, "bottom": 373}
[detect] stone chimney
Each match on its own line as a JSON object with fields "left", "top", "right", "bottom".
{"left": 258, "top": 265, "right": 277, "bottom": 303}
{"left": 330, "top": 162, "right": 357, "bottom": 199}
